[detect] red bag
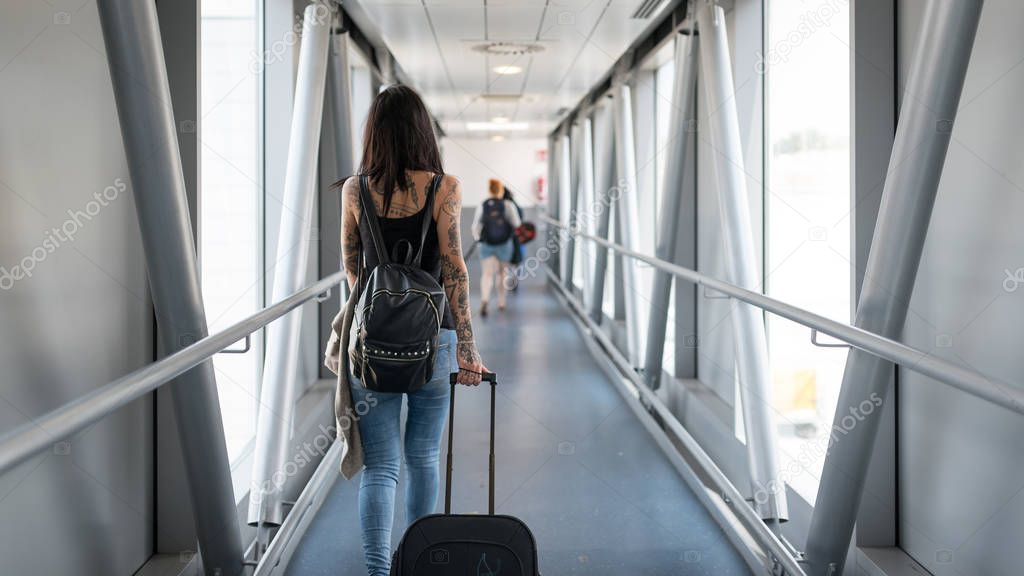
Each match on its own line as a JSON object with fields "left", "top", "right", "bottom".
{"left": 514, "top": 222, "right": 536, "bottom": 244}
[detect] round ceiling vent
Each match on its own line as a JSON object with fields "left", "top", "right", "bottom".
{"left": 472, "top": 42, "right": 545, "bottom": 56}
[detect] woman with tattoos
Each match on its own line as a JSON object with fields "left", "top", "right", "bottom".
{"left": 337, "top": 85, "right": 488, "bottom": 576}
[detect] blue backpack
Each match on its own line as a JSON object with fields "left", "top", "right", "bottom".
{"left": 480, "top": 198, "right": 512, "bottom": 244}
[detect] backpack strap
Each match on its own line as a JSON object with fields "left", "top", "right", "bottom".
{"left": 411, "top": 174, "right": 443, "bottom": 267}
{"left": 358, "top": 175, "right": 389, "bottom": 265}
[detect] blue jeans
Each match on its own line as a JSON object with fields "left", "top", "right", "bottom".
{"left": 349, "top": 328, "right": 457, "bottom": 576}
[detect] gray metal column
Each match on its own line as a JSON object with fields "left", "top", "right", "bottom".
{"left": 154, "top": 0, "right": 202, "bottom": 552}
{"left": 318, "top": 24, "right": 356, "bottom": 374}
{"left": 250, "top": 1, "right": 333, "bottom": 530}
{"left": 696, "top": 3, "right": 787, "bottom": 523}
{"left": 611, "top": 82, "right": 646, "bottom": 366}
{"left": 589, "top": 100, "right": 616, "bottom": 323}
{"left": 805, "top": 2, "right": 984, "bottom": 573}
{"left": 546, "top": 134, "right": 560, "bottom": 276}
{"left": 326, "top": 29, "right": 355, "bottom": 194}
{"left": 643, "top": 31, "right": 699, "bottom": 389}
{"left": 95, "top": 1, "right": 244, "bottom": 574}
{"left": 849, "top": 0, "right": 898, "bottom": 549}
{"left": 326, "top": 25, "right": 355, "bottom": 298}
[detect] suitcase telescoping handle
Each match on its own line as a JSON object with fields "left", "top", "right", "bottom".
{"left": 445, "top": 372, "right": 497, "bottom": 515}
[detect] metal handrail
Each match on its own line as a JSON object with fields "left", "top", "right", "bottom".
{"left": 539, "top": 215, "right": 1024, "bottom": 416}
{"left": 0, "top": 270, "right": 347, "bottom": 476}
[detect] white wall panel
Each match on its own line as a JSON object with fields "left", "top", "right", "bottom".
{"left": 0, "top": 1, "right": 154, "bottom": 573}
{"left": 897, "top": 1, "right": 1024, "bottom": 574}
{"left": 441, "top": 137, "right": 547, "bottom": 207}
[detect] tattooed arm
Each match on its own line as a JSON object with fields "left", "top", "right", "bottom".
{"left": 436, "top": 175, "right": 489, "bottom": 386}
{"left": 341, "top": 177, "right": 362, "bottom": 290}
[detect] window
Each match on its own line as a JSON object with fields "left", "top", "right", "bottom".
{"left": 654, "top": 56, "right": 676, "bottom": 376}
{"left": 629, "top": 72, "right": 657, "bottom": 350}
{"left": 572, "top": 124, "right": 595, "bottom": 295}
{"left": 200, "top": 0, "right": 263, "bottom": 467}
{"left": 572, "top": 134, "right": 587, "bottom": 292}
{"left": 765, "top": 0, "right": 851, "bottom": 504}
{"left": 590, "top": 104, "right": 618, "bottom": 320}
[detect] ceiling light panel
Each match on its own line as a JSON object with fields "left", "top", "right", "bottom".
{"left": 493, "top": 65, "right": 524, "bottom": 75}
{"left": 466, "top": 121, "right": 529, "bottom": 132}
{"left": 353, "top": 0, "right": 659, "bottom": 136}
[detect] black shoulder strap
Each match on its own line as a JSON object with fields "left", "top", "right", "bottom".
{"left": 412, "top": 174, "right": 443, "bottom": 266}
{"left": 358, "top": 175, "right": 389, "bottom": 265}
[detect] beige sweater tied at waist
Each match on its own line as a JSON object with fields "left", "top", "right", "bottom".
{"left": 323, "top": 287, "right": 364, "bottom": 479}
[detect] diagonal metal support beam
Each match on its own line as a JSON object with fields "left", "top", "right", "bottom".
{"left": 588, "top": 101, "right": 617, "bottom": 323}
{"left": 95, "top": 0, "right": 244, "bottom": 573}
{"left": 249, "top": 1, "right": 333, "bottom": 533}
{"left": 577, "top": 117, "right": 597, "bottom": 311}
{"left": 611, "top": 82, "right": 646, "bottom": 366}
{"left": 697, "top": 2, "right": 787, "bottom": 524}
{"left": 643, "top": 31, "right": 699, "bottom": 389}
{"left": 805, "top": 1, "right": 984, "bottom": 573}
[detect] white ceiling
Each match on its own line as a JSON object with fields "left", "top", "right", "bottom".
{"left": 349, "top": 0, "right": 670, "bottom": 138}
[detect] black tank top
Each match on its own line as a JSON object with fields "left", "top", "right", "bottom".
{"left": 358, "top": 176, "right": 456, "bottom": 329}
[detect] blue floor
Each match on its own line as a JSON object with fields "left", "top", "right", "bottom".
{"left": 284, "top": 269, "right": 751, "bottom": 576}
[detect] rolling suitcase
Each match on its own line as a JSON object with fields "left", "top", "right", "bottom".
{"left": 390, "top": 372, "right": 540, "bottom": 575}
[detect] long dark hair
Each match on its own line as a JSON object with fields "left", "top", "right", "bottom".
{"left": 353, "top": 84, "right": 443, "bottom": 216}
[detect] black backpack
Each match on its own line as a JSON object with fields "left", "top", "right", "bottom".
{"left": 480, "top": 198, "right": 513, "bottom": 244}
{"left": 348, "top": 175, "right": 447, "bottom": 394}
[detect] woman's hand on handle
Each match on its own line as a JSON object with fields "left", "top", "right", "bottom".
{"left": 456, "top": 341, "right": 488, "bottom": 386}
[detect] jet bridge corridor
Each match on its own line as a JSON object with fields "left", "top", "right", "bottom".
{"left": 3, "top": 0, "right": 1022, "bottom": 575}
{"left": 283, "top": 272, "right": 753, "bottom": 576}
